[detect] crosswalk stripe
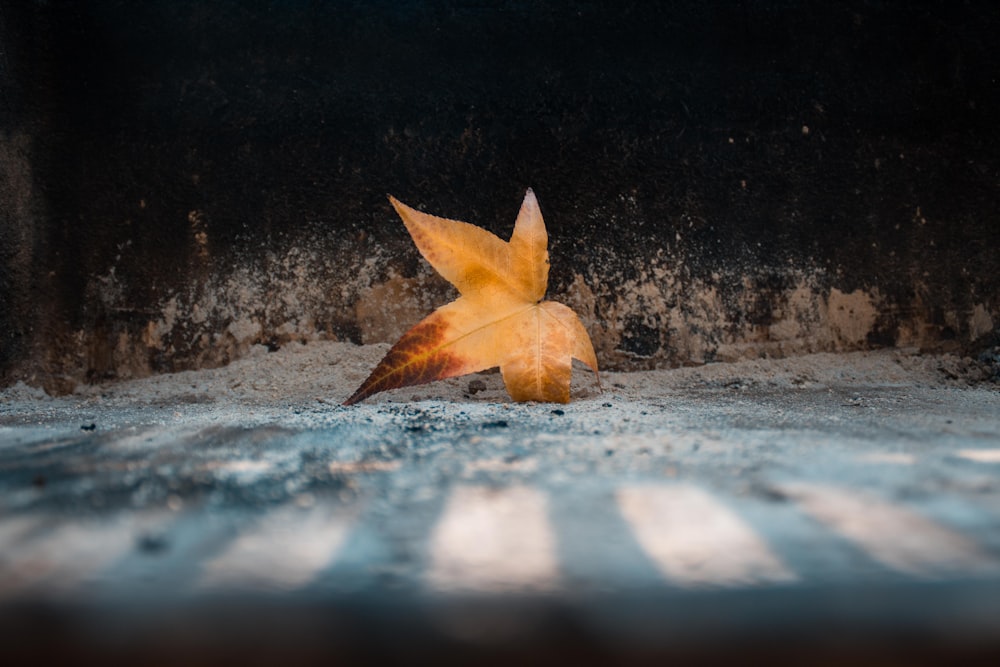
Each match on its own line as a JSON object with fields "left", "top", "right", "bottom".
{"left": 199, "top": 502, "right": 353, "bottom": 591}
{"left": 0, "top": 513, "right": 166, "bottom": 599}
{"left": 780, "top": 483, "right": 1000, "bottom": 577}
{"left": 4, "top": 482, "right": 998, "bottom": 598}
{"left": 0, "top": 515, "right": 46, "bottom": 599}
{"left": 957, "top": 449, "right": 1000, "bottom": 463}
{"left": 616, "top": 485, "right": 796, "bottom": 587}
{"left": 856, "top": 452, "right": 916, "bottom": 465}
{"left": 426, "top": 485, "right": 559, "bottom": 594}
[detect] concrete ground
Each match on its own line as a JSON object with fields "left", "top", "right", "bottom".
{"left": 1, "top": 343, "right": 999, "bottom": 663}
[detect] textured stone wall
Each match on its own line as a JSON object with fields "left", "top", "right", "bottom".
{"left": 1, "top": 1, "right": 999, "bottom": 393}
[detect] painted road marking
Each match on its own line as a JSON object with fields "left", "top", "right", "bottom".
{"left": 856, "top": 452, "right": 916, "bottom": 465}
{"left": 616, "top": 485, "right": 796, "bottom": 587}
{"left": 199, "top": 502, "right": 353, "bottom": 591}
{"left": 781, "top": 483, "right": 1000, "bottom": 577}
{"left": 426, "top": 485, "right": 558, "bottom": 594}
{"left": 463, "top": 457, "right": 539, "bottom": 475}
{"left": 957, "top": 449, "right": 1000, "bottom": 463}
{"left": 0, "top": 513, "right": 167, "bottom": 599}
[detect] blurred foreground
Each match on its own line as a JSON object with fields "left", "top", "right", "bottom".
{"left": 2, "top": 344, "right": 999, "bottom": 663}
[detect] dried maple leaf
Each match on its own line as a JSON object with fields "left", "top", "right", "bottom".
{"left": 344, "top": 189, "right": 599, "bottom": 405}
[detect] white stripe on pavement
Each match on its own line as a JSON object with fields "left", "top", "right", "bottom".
{"left": 957, "top": 449, "right": 1000, "bottom": 463}
{"left": 0, "top": 513, "right": 166, "bottom": 599}
{"left": 199, "top": 502, "right": 353, "bottom": 591}
{"left": 617, "top": 485, "right": 796, "bottom": 587}
{"left": 781, "top": 483, "right": 1000, "bottom": 577}
{"left": 426, "top": 485, "right": 559, "bottom": 594}
{"left": 856, "top": 452, "right": 916, "bottom": 465}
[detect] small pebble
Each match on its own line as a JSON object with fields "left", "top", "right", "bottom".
{"left": 137, "top": 533, "right": 169, "bottom": 555}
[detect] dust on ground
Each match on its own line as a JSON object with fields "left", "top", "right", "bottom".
{"left": 1, "top": 341, "right": 996, "bottom": 425}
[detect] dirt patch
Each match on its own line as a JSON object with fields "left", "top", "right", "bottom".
{"left": 3, "top": 342, "right": 991, "bottom": 415}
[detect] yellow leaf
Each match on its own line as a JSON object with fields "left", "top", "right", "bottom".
{"left": 344, "top": 189, "right": 599, "bottom": 405}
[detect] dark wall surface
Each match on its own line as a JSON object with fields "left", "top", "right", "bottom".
{"left": 2, "top": 0, "right": 999, "bottom": 392}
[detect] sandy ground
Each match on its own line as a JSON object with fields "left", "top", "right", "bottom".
{"left": 2, "top": 340, "right": 996, "bottom": 418}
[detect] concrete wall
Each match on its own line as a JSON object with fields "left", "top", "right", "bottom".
{"left": 2, "top": 1, "right": 998, "bottom": 393}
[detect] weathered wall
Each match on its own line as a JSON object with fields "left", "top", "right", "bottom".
{"left": 1, "top": 1, "right": 999, "bottom": 393}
